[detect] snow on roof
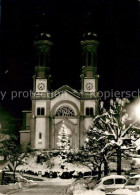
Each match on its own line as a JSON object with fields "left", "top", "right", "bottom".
{"left": 135, "top": 138, "right": 140, "bottom": 150}
{"left": 51, "top": 85, "right": 80, "bottom": 99}
{"left": 0, "top": 160, "right": 14, "bottom": 171}
{"left": 101, "top": 174, "right": 126, "bottom": 181}
{"left": 130, "top": 174, "right": 140, "bottom": 178}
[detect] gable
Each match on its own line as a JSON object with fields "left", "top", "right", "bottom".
{"left": 51, "top": 91, "right": 80, "bottom": 113}
{"left": 51, "top": 85, "right": 80, "bottom": 99}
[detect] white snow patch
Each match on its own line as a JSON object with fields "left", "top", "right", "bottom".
{"left": 73, "top": 189, "right": 105, "bottom": 195}
{"left": 17, "top": 155, "right": 91, "bottom": 175}
{"left": 136, "top": 139, "right": 140, "bottom": 150}
{"left": 112, "top": 189, "right": 140, "bottom": 195}
{"left": 133, "top": 158, "right": 140, "bottom": 165}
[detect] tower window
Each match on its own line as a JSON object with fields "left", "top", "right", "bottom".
{"left": 38, "top": 132, "right": 42, "bottom": 144}
{"left": 41, "top": 107, "right": 45, "bottom": 115}
{"left": 93, "top": 53, "right": 97, "bottom": 66}
{"left": 37, "top": 107, "right": 45, "bottom": 115}
{"left": 90, "top": 108, "right": 93, "bottom": 115}
{"left": 37, "top": 107, "right": 41, "bottom": 115}
{"left": 39, "top": 132, "right": 42, "bottom": 140}
{"left": 86, "top": 107, "right": 94, "bottom": 116}
{"left": 82, "top": 52, "right": 86, "bottom": 66}
{"left": 88, "top": 52, "right": 91, "bottom": 66}
{"left": 86, "top": 108, "right": 90, "bottom": 115}
{"left": 40, "top": 53, "right": 44, "bottom": 66}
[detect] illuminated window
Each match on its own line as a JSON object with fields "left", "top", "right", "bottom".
{"left": 39, "top": 132, "right": 42, "bottom": 139}
{"left": 38, "top": 132, "right": 42, "bottom": 144}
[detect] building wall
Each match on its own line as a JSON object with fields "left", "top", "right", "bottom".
{"left": 84, "top": 100, "right": 96, "bottom": 115}
{"left": 84, "top": 118, "right": 93, "bottom": 130}
{"left": 26, "top": 113, "right": 32, "bottom": 129}
{"left": 35, "top": 117, "right": 46, "bottom": 149}
{"left": 51, "top": 92, "right": 80, "bottom": 112}
{"left": 20, "top": 92, "right": 97, "bottom": 150}
{"left": 35, "top": 100, "right": 47, "bottom": 115}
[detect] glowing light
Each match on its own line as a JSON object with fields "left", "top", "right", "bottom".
{"left": 135, "top": 104, "right": 140, "bottom": 119}
{"left": 130, "top": 99, "right": 140, "bottom": 120}
{"left": 85, "top": 138, "right": 89, "bottom": 142}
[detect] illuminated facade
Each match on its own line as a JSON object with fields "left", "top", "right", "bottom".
{"left": 20, "top": 32, "right": 99, "bottom": 150}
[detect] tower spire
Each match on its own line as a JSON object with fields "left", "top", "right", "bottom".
{"left": 32, "top": 32, "right": 53, "bottom": 93}
{"left": 34, "top": 33, "right": 53, "bottom": 78}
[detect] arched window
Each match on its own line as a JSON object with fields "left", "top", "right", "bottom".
{"left": 37, "top": 107, "right": 41, "bottom": 115}
{"left": 86, "top": 108, "right": 90, "bottom": 115}
{"left": 38, "top": 132, "right": 42, "bottom": 144}
{"left": 37, "top": 107, "right": 45, "bottom": 115}
{"left": 88, "top": 52, "right": 91, "bottom": 66}
{"left": 90, "top": 108, "right": 93, "bottom": 115}
{"left": 41, "top": 107, "right": 45, "bottom": 115}
{"left": 39, "top": 53, "right": 44, "bottom": 66}
{"left": 39, "top": 132, "right": 42, "bottom": 140}
{"left": 86, "top": 107, "right": 94, "bottom": 116}
{"left": 56, "top": 106, "right": 75, "bottom": 116}
{"left": 82, "top": 52, "right": 86, "bottom": 66}
{"left": 93, "top": 53, "right": 97, "bottom": 66}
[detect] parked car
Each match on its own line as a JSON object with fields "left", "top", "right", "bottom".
{"left": 110, "top": 174, "right": 140, "bottom": 195}
{"left": 92, "top": 175, "right": 127, "bottom": 193}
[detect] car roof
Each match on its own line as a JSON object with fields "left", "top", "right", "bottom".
{"left": 130, "top": 175, "right": 140, "bottom": 179}
{"left": 101, "top": 175, "right": 126, "bottom": 181}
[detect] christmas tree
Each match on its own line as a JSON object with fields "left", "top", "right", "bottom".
{"left": 57, "top": 122, "right": 70, "bottom": 150}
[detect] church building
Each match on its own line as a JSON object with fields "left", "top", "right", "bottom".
{"left": 20, "top": 32, "right": 99, "bottom": 150}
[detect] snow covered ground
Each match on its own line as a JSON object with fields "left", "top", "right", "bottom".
{"left": 110, "top": 189, "right": 140, "bottom": 194}
{"left": 73, "top": 189, "right": 105, "bottom": 195}
{"left": 17, "top": 154, "right": 91, "bottom": 176}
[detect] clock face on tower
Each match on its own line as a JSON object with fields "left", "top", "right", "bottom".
{"left": 36, "top": 79, "right": 47, "bottom": 92}
{"left": 86, "top": 82, "right": 93, "bottom": 90}
{"left": 37, "top": 83, "right": 45, "bottom": 91}
{"left": 84, "top": 79, "right": 95, "bottom": 92}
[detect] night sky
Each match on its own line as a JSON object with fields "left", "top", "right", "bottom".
{"left": 0, "top": 0, "right": 140, "bottom": 119}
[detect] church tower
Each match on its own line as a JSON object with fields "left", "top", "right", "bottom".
{"left": 30, "top": 33, "right": 53, "bottom": 149}
{"left": 33, "top": 33, "right": 53, "bottom": 93}
{"left": 79, "top": 32, "right": 99, "bottom": 146}
{"left": 81, "top": 32, "right": 99, "bottom": 97}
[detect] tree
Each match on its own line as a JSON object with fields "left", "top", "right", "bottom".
{"left": 67, "top": 98, "right": 140, "bottom": 178}
{"left": 57, "top": 123, "right": 70, "bottom": 150}
{"left": 0, "top": 135, "right": 27, "bottom": 179}
{"left": 67, "top": 146, "right": 105, "bottom": 179}
{"left": 85, "top": 127, "right": 109, "bottom": 177}
{"left": 66, "top": 126, "right": 109, "bottom": 179}
{"left": 91, "top": 98, "right": 140, "bottom": 175}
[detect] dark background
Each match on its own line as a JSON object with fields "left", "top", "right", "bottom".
{"left": 0, "top": 0, "right": 139, "bottom": 131}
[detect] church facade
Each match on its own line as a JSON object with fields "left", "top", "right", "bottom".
{"left": 20, "top": 33, "right": 99, "bottom": 150}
